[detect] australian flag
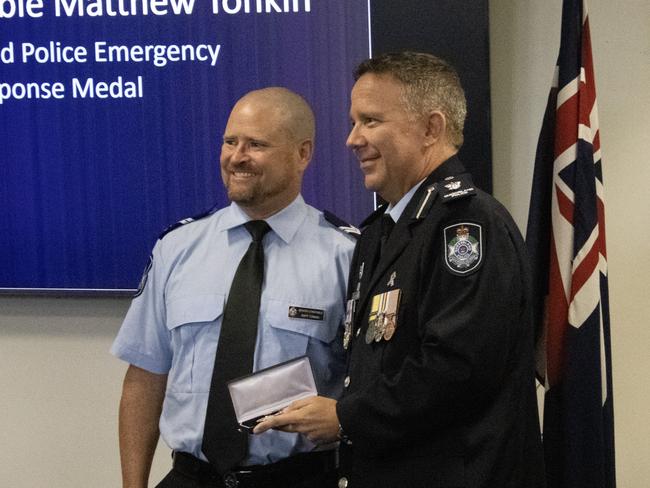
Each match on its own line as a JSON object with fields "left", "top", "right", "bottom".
{"left": 526, "top": 1, "right": 616, "bottom": 487}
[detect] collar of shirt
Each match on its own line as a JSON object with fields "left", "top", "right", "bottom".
{"left": 385, "top": 179, "right": 426, "bottom": 223}
{"left": 217, "top": 194, "right": 307, "bottom": 244}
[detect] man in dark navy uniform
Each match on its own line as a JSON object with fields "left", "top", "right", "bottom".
{"left": 255, "top": 52, "right": 545, "bottom": 488}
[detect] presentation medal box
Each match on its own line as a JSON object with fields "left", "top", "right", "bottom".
{"left": 227, "top": 356, "right": 317, "bottom": 431}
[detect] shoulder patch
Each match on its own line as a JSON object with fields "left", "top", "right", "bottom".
{"left": 158, "top": 204, "right": 220, "bottom": 240}
{"left": 443, "top": 222, "right": 483, "bottom": 275}
{"left": 439, "top": 175, "right": 476, "bottom": 203}
{"left": 323, "top": 210, "right": 360, "bottom": 237}
{"left": 133, "top": 254, "right": 153, "bottom": 298}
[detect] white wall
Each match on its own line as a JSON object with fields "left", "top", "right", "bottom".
{"left": 0, "top": 297, "right": 170, "bottom": 486}
{"left": 1, "top": 1, "right": 648, "bottom": 486}
{"left": 490, "top": 1, "right": 650, "bottom": 487}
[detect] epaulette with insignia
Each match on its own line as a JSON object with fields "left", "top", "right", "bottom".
{"left": 438, "top": 174, "right": 476, "bottom": 203}
{"left": 359, "top": 203, "right": 388, "bottom": 230}
{"left": 158, "top": 203, "right": 220, "bottom": 240}
{"left": 323, "top": 210, "right": 361, "bottom": 237}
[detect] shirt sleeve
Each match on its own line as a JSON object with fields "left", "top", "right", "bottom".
{"left": 110, "top": 240, "right": 172, "bottom": 374}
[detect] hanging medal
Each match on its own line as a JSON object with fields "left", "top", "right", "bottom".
{"left": 374, "top": 291, "right": 388, "bottom": 342}
{"left": 382, "top": 289, "right": 401, "bottom": 340}
{"left": 343, "top": 299, "right": 355, "bottom": 349}
{"left": 366, "top": 293, "right": 381, "bottom": 344}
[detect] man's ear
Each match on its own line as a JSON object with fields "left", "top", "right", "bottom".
{"left": 298, "top": 139, "right": 314, "bottom": 169}
{"left": 423, "top": 111, "right": 446, "bottom": 147}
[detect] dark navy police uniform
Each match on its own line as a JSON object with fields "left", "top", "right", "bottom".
{"left": 336, "top": 157, "right": 545, "bottom": 488}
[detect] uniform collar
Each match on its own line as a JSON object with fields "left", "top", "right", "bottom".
{"left": 424, "top": 154, "right": 466, "bottom": 185}
{"left": 219, "top": 195, "right": 307, "bottom": 244}
{"left": 385, "top": 179, "right": 426, "bottom": 223}
{"left": 400, "top": 155, "right": 468, "bottom": 223}
{"left": 360, "top": 155, "right": 467, "bottom": 228}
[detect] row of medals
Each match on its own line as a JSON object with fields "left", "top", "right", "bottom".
{"left": 366, "top": 310, "right": 397, "bottom": 344}
{"left": 365, "top": 288, "right": 401, "bottom": 344}
{"left": 343, "top": 306, "right": 396, "bottom": 348}
{"left": 344, "top": 261, "right": 401, "bottom": 347}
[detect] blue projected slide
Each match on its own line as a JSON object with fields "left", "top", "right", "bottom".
{"left": 0, "top": 0, "right": 372, "bottom": 292}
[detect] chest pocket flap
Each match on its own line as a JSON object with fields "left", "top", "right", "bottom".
{"left": 166, "top": 293, "right": 225, "bottom": 330}
{"left": 265, "top": 298, "right": 343, "bottom": 344}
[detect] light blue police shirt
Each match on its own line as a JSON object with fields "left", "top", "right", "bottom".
{"left": 111, "top": 195, "right": 356, "bottom": 465}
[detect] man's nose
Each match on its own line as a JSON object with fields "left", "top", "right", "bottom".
{"left": 346, "top": 124, "right": 364, "bottom": 148}
{"left": 231, "top": 142, "right": 250, "bottom": 162}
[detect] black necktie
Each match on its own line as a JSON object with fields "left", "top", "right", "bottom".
{"left": 379, "top": 213, "right": 395, "bottom": 257}
{"left": 202, "top": 220, "right": 271, "bottom": 473}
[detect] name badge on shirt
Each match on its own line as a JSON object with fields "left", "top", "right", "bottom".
{"left": 288, "top": 306, "right": 325, "bottom": 321}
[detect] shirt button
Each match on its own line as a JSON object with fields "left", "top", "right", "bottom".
{"left": 344, "top": 376, "right": 350, "bottom": 388}
{"left": 338, "top": 477, "right": 349, "bottom": 488}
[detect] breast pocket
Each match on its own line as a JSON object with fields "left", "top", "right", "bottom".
{"left": 256, "top": 298, "right": 343, "bottom": 371}
{"left": 165, "top": 293, "right": 225, "bottom": 393}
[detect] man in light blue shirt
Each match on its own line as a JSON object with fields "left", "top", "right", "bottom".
{"left": 112, "top": 87, "right": 356, "bottom": 488}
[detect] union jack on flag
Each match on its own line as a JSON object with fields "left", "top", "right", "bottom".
{"left": 525, "top": 1, "right": 616, "bottom": 487}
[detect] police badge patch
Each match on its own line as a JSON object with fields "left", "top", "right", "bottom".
{"left": 443, "top": 223, "right": 483, "bottom": 275}
{"left": 133, "top": 254, "right": 153, "bottom": 297}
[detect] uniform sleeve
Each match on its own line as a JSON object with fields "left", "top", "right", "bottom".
{"left": 110, "top": 240, "right": 172, "bottom": 374}
{"left": 337, "top": 208, "right": 530, "bottom": 452}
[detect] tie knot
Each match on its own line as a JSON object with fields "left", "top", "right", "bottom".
{"left": 244, "top": 220, "right": 271, "bottom": 242}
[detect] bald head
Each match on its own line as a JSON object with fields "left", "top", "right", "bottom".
{"left": 235, "top": 87, "right": 315, "bottom": 143}
{"left": 220, "top": 87, "right": 315, "bottom": 219}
